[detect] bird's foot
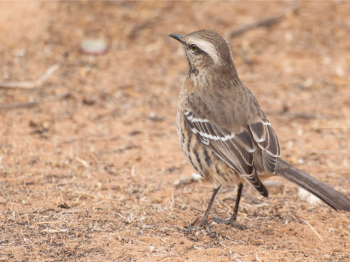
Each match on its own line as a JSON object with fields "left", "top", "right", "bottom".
{"left": 212, "top": 216, "right": 244, "bottom": 230}
{"left": 183, "top": 218, "right": 218, "bottom": 240}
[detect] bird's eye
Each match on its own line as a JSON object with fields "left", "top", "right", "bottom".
{"left": 190, "top": 44, "right": 198, "bottom": 51}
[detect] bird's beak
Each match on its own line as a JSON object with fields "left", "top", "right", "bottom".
{"left": 169, "top": 34, "right": 184, "bottom": 44}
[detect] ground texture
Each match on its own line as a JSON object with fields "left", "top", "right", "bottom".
{"left": 0, "top": 2, "right": 350, "bottom": 261}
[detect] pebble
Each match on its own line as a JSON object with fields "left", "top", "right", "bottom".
{"left": 298, "top": 188, "right": 321, "bottom": 206}
{"left": 174, "top": 173, "right": 202, "bottom": 186}
{"left": 263, "top": 180, "right": 283, "bottom": 188}
{"left": 191, "top": 173, "right": 202, "bottom": 181}
{"left": 80, "top": 39, "right": 108, "bottom": 55}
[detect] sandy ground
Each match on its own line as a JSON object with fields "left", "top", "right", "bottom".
{"left": 0, "top": 2, "right": 350, "bottom": 261}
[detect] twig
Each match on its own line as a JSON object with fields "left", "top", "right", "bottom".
{"left": 102, "top": 232, "right": 119, "bottom": 238}
{"left": 75, "top": 157, "right": 90, "bottom": 168}
{"left": 98, "top": 144, "right": 137, "bottom": 155}
{"left": 265, "top": 108, "right": 330, "bottom": 120}
{"left": 41, "top": 229, "right": 68, "bottom": 233}
{"left": 158, "top": 227, "right": 179, "bottom": 233}
{"left": 0, "top": 93, "right": 71, "bottom": 111}
{"left": 229, "top": 5, "right": 299, "bottom": 38}
{"left": 286, "top": 112, "right": 330, "bottom": 120}
{"left": 305, "top": 221, "right": 323, "bottom": 242}
{"left": 0, "top": 102, "right": 40, "bottom": 110}
{"left": 239, "top": 49, "right": 253, "bottom": 65}
{"left": 74, "top": 191, "right": 98, "bottom": 199}
{"left": 92, "top": 108, "right": 119, "bottom": 121}
{"left": 37, "top": 221, "right": 65, "bottom": 224}
{"left": 0, "top": 63, "right": 60, "bottom": 89}
{"left": 256, "top": 253, "right": 262, "bottom": 262}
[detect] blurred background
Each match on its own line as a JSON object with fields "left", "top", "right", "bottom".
{"left": 0, "top": 1, "right": 350, "bottom": 261}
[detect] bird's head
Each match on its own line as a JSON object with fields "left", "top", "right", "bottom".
{"left": 169, "top": 30, "right": 234, "bottom": 73}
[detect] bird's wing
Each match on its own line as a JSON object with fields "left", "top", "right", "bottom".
{"left": 249, "top": 121, "right": 280, "bottom": 174}
{"left": 184, "top": 93, "right": 270, "bottom": 197}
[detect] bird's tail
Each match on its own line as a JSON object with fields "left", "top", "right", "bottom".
{"left": 277, "top": 158, "right": 350, "bottom": 212}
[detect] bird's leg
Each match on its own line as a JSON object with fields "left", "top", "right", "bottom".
{"left": 213, "top": 183, "right": 244, "bottom": 230}
{"left": 184, "top": 186, "right": 221, "bottom": 239}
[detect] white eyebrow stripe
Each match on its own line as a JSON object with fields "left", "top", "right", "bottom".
{"left": 192, "top": 39, "right": 220, "bottom": 64}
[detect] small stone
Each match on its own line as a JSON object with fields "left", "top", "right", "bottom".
{"left": 179, "top": 176, "right": 192, "bottom": 183}
{"left": 191, "top": 173, "right": 202, "bottom": 181}
{"left": 297, "top": 158, "right": 305, "bottom": 164}
{"left": 149, "top": 112, "right": 156, "bottom": 118}
{"left": 298, "top": 188, "right": 321, "bottom": 206}
{"left": 83, "top": 97, "right": 96, "bottom": 105}
{"left": 80, "top": 39, "right": 108, "bottom": 55}
{"left": 322, "top": 56, "right": 331, "bottom": 65}
{"left": 149, "top": 112, "right": 165, "bottom": 122}
{"left": 148, "top": 245, "right": 155, "bottom": 253}
{"left": 297, "top": 129, "right": 303, "bottom": 136}
{"left": 174, "top": 176, "right": 193, "bottom": 186}
{"left": 288, "top": 156, "right": 298, "bottom": 165}
{"left": 43, "top": 122, "right": 50, "bottom": 129}
{"left": 12, "top": 49, "right": 26, "bottom": 57}
{"left": 284, "top": 31, "right": 293, "bottom": 43}
{"left": 264, "top": 180, "right": 283, "bottom": 188}
{"left": 303, "top": 77, "right": 314, "bottom": 88}
{"left": 335, "top": 66, "right": 344, "bottom": 77}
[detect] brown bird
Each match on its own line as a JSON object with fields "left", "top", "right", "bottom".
{"left": 169, "top": 30, "right": 350, "bottom": 236}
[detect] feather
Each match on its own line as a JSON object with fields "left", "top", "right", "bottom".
{"left": 249, "top": 121, "right": 280, "bottom": 174}
{"left": 184, "top": 96, "right": 268, "bottom": 197}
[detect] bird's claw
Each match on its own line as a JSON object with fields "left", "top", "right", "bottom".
{"left": 183, "top": 220, "right": 218, "bottom": 240}
{"left": 212, "top": 217, "right": 244, "bottom": 230}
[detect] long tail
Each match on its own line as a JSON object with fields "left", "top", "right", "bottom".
{"left": 277, "top": 158, "right": 350, "bottom": 212}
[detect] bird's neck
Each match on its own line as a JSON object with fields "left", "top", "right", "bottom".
{"left": 188, "top": 64, "right": 241, "bottom": 92}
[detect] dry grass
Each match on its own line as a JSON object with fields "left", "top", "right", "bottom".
{"left": 0, "top": 1, "right": 350, "bottom": 261}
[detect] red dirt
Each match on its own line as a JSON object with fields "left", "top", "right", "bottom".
{"left": 0, "top": 2, "right": 350, "bottom": 261}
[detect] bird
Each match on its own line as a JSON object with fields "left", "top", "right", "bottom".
{"left": 169, "top": 29, "right": 350, "bottom": 237}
